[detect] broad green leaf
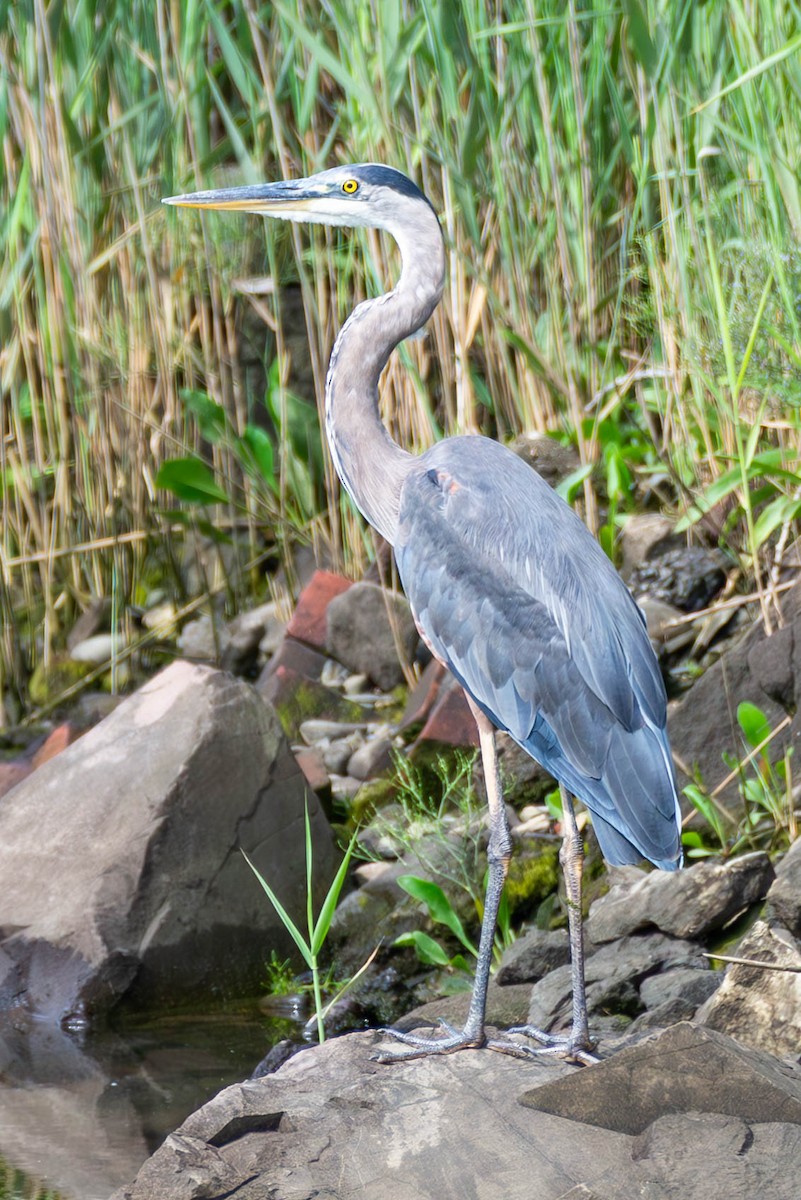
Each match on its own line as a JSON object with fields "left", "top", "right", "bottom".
{"left": 393, "top": 930, "right": 452, "bottom": 967}
{"left": 396, "top": 875, "right": 478, "bottom": 956}
{"left": 181, "top": 390, "right": 228, "bottom": 444}
{"left": 752, "top": 495, "right": 801, "bottom": 549}
{"left": 737, "top": 702, "right": 771, "bottom": 751}
{"left": 155, "top": 457, "right": 230, "bottom": 505}
{"left": 239, "top": 425, "right": 277, "bottom": 492}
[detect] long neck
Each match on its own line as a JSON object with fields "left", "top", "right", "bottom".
{"left": 324, "top": 204, "right": 445, "bottom": 544}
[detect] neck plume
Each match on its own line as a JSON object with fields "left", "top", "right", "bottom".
{"left": 324, "top": 200, "right": 445, "bottom": 544}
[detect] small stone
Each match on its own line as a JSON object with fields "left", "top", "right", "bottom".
{"left": 342, "top": 673, "right": 369, "bottom": 695}
{"left": 223, "top": 601, "right": 285, "bottom": 674}
{"left": 326, "top": 581, "right": 419, "bottom": 690}
{"left": 68, "top": 633, "right": 121, "bottom": 664}
{"left": 300, "top": 719, "right": 365, "bottom": 744}
{"left": 323, "top": 735, "right": 362, "bottom": 775}
{"left": 294, "top": 747, "right": 330, "bottom": 796}
{"left": 347, "top": 736, "right": 394, "bottom": 781}
{"left": 141, "top": 601, "right": 178, "bottom": 635}
{"left": 287, "top": 570, "right": 352, "bottom": 651}
{"left": 329, "top": 774, "right": 363, "bottom": 802}
{"left": 177, "top": 613, "right": 227, "bottom": 661}
{"left": 619, "top": 514, "right": 679, "bottom": 580}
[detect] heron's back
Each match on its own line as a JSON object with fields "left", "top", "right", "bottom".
{"left": 395, "top": 435, "right": 682, "bottom": 871}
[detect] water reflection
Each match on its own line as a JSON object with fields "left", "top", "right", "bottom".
{"left": 0, "top": 1008, "right": 290, "bottom": 1199}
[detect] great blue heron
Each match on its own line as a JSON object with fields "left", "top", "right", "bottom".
{"left": 164, "top": 164, "right": 682, "bottom": 1064}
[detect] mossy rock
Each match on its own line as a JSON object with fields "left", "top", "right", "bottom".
{"left": 273, "top": 679, "right": 365, "bottom": 741}
{"left": 28, "top": 657, "right": 93, "bottom": 707}
{"left": 505, "top": 841, "right": 560, "bottom": 916}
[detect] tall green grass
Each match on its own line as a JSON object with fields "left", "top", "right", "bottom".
{"left": 1, "top": 0, "right": 800, "bottom": 718}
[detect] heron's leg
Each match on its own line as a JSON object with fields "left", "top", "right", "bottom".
{"left": 373, "top": 696, "right": 511, "bottom": 1061}
{"left": 503, "top": 785, "right": 597, "bottom": 1064}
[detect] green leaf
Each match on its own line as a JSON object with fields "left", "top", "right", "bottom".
{"left": 155, "top": 457, "right": 231, "bottom": 505}
{"left": 181, "top": 389, "right": 228, "bottom": 444}
{"left": 623, "top": 0, "right": 658, "bottom": 74}
{"left": 393, "top": 930, "right": 452, "bottom": 967}
{"left": 737, "top": 702, "right": 771, "bottom": 751}
{"left": 239, "top": 425, "right": 277, "bottom": 492}
{"left": 241, "top": 848, "right": 312, "bottom": 969}
{"left": 311, "top": 827, "right": 359, "bottom": 957}
{"left": 396, "top": 875, "right": 478, "bottom": 957}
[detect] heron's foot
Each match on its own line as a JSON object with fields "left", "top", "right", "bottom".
{"left": 501, "top": 1023, "right": 599, "bottom": 1066}
{"left": 371, "top": 1018, "right": 485, "bottom": 1063}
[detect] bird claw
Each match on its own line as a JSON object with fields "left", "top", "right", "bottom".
{"left": 372, "top": 1018, "right": 599, "bottom": 1066}
{"left": 371, "top": 1018, "right": 484, "bottom": 1062}
{"left": 503, "top": 1023, "right": 599, "bottom": 1066}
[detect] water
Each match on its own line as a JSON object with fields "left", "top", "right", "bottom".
{"left": 0, "top": 1007, "right": 294, "bottom": 1199}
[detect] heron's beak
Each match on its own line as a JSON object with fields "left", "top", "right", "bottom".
{"left": 162, "top": 180, "right": 321, "bottom": 217}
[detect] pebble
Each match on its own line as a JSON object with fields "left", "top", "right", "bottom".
{"left": 299, "top": 719, "right": 367, "bottom": 744}
{"left": 329, "top": 774, "right": 364, "bottom": 801}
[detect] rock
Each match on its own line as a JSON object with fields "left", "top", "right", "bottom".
{"left": 587, "top": 855, "right": 774, "bottom": 944}
{"left": 766, "top": 837, "right": 801, "bottom": 936}
{"left": 260, "top": 635, "right": 328, "bottom": 683}
{"left": 221, "top": 601, "right": 285, "bottom": 675}
{"left": 68, "top": 632, "right": 121, "bottom": 664}
{"left": 113, "top": 1025, "right": 801, "bottom": 1200}
{"left": 519, "top": 1022, "right": 801, "bottom": 1134}
{"left": 398, "top": 658, "right": 447, "bottom": 735}
{"left": 0, "top": 662, "right": 339, "bottom": 1026}
{"left": 326, "top": 581, "right": 419, "bottom": 690}
{"left": 412, "top": 673, "right": 479, "bottom": 751}
{"left": 293, "top": 746, "right": 330, "bottom": 797}
{"left": 286, "top": 569, "right": 351, "bottom": 651}
{"left": 629, "top": 546, "right": 728, "bottom": 611}
{"left": 31, "top": 722, "right": 80, "bottom": 767}
{"left": 347, "top": 735, "right": 394, "bottom": 781}
{"left": 639, "top": 965, "right": 720, "bottom": 1010}
{"left": 637, "top": 597, "right": 694, "bottom": 655}
{"left": 619, "top": 514, "right": 679, "bottom": 580}
{"left": 510, "top": 432, "right": 581, "bottom": 489}
{"left": 257, "top": 655, "right": 362, "bottom": 742}
{"left": 0, "top": 761, "right": 31, "bottom": 800}
{"left": 496, "top": 927, "right": 571, "bottom": 985}
{"left": 177, "top": 612, "right": 228, "bottom": 661}
{"left": 697, "top": 919, "right": 801, "bottom": 1056}
{"left": 668, "top": 579, "right": 801, "bottom": 804}
{"left": 526, "top": 933, "right": 705, "bottom": 1031}
{"left": 322, "top": 734, "right": 362, "bottom": 774}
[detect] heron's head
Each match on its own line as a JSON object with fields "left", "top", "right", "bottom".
{"left": 163, "top": 163, "right": 437, "bottom": 235}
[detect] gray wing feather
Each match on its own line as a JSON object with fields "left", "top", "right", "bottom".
{"left": 395, "top": 436, "right": 681, "bottom": 870}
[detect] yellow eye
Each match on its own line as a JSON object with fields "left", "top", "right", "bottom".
{"left": 342, "top": 179, "right": 359, "bottom": 194}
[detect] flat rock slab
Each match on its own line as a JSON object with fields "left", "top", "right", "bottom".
{"left": 112, "top": 1026, "right": 801, "bottom": 1200}
{"left": 519, "top": 1022, "right": 801, "bottom": 1134}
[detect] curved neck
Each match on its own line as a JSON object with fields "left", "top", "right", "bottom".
{"left": 324, "top": 203, "right": 445, "bottom": 544}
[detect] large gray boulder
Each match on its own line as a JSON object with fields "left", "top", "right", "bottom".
{"left": 0, "top": 662, "right": 339, "bottom": 1027}
{"left": 112, "top": 1025, "right": 801, "bottom": 1200}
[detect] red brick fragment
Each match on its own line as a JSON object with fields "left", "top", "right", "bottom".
{"left": 286, "top": 570, "right": 352, "bottom": 651}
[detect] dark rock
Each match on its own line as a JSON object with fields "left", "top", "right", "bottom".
{"left": 519, "top": 1022, "right": 801, "bottom": 1134}
{"left": 587, "top": 855, "right": 774, "bottom": 944}
{"left": 629, "top": 546, "right": 728, "bottom": 611}
{"left": 222, "top": 602, "right": 285, "bottom": 675}
{"left": 747, "top": 621, "right": 795, "bottom": 708}
{"left": 286, "top": 568, "right": 351, "bottom": 651}
{"left": 256, "top": 658, "right": 361, "bottom": 741}
{"left": 259, "top": 635, "right": 329, "bottom": 683}
{"left": 668, "top": 579, "right": 801, "bottom": 805}
{"left": 526, "top": 933, "right": 705, "bottom": 1032}
{"left": 639, "top": 965, "right": 721, "bottom": 1010}
{"left": 697, "top": 919, "right": 801, "bottom": 1056}
{"left": 326, "top": 581, "right": 418, "bottom": 690}
{"left": 766, "top": 837, "right": 801, "bottom": 937}
{"left": 496, "top": 927, "right": 571, "bottom": 985}
{"left": 0, "top": 662, "right": 339, "bottom": 1026}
